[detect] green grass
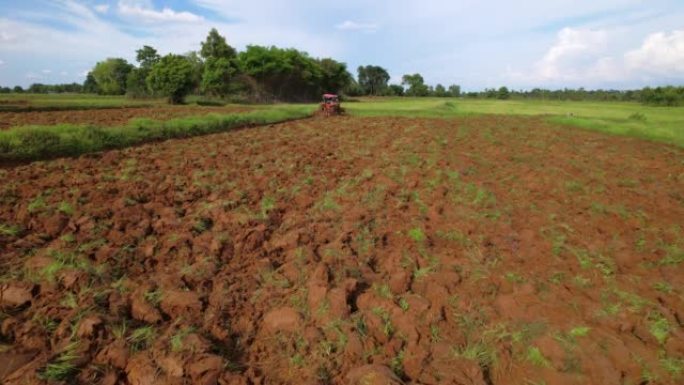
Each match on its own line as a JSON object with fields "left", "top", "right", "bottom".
{"left": 345, "top": 97, "right": 684, "bottom": 147}
{"left": 0, "top": 105, "right": 314, "bottom": 162}
{"left": 39, "top": 341, "right": 80, "bottom": 381}
{"left": 0, "top": 93, "right": 161, "bottom": 111}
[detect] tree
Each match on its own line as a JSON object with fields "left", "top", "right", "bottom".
{"left": 13, "top": 86, "right": 24, "bottom": 93}
{"left": 199, "top": 30, "right": 237, "bottom": 97}
{"left": 318, "top": 58, "right": 352, "bottom": 94}
{"left": 497, "top": 86, "right": 510, "bottom": 100}
{"left": 136, "top": 45, "right": 160, "bottom": 69}
{"left": 402, "top": 73, "right": 429, "bottom": 96}
{"left": 147, "top": 54, "right": 195, "bottom": 104}
{"left": 357, "top": 65, "right": 390, "bottom": 96}
{"left": 387, "top": 84, "right": 405, "bottom": 96}
{"left": 126, "top": 68, "right": 150, "bottom": 98}
{"left": 201, "top": 57, "right": 237, "bottom": 97}
{"left": 83, "top": 72, "right": 99, "bottom": 94}
{"left": 185, "top": 51, "right": 204, "bottom": 93}
{"left": 91, "top": 58, "right": 133, "bottom": 95}
{"left": 448, "top": 84, "right": 461, "bottom": 97}
{"left": 238, "top": 45, "right": 323, "bottom": 101}
{"left": 343, "top": 80, "right": 364, "bottom": 97}
{"left": 200, "top": 28, "right": 237, "bottom": 60}
{"left": 434, "top": 84, "right": 448, "bottom": 97}
{"left": 126, "top": 46, "right": 161, "bottom": 98}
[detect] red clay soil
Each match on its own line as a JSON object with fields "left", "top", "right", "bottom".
{"left": 0, "top": 106, "right": 251, "bottom": 129}
{"left": 0, "top": 115, "right": 683, "bottom": 385}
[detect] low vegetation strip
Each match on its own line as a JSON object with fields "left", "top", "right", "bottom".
{"left": 0, "top": 106, "right": 313, "bottom": 163}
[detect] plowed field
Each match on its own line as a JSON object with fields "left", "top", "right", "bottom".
{"left": 1, "top": 116, "right": 683, "bottom": 385}
{"left": 0, "top": 106, "right": 251, "bottom": 130}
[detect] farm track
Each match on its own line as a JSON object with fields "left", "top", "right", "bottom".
{"left": 0, "top": 106, "right": 252, "bottom": 130}
{"left": 0, "top": 115, "right": 683, "bottom": 385}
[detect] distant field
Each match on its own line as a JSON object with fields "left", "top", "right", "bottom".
{"left": 347, "top": 97, "right": 684, "bottom": 147}
{"left": 0, "top": 93, "right": 161, "bottom": 110}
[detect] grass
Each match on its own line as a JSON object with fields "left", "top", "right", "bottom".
{"left": 0, "top": 105, "right": 314, "bottom": 162}
{"left": 128, "top": 326, "right": 156, "bottom": 351}
{"left": 0, "top": 223, "right": 21, "bottom": 236}
{"left": 526, "top": 346, "right": 551, "bottom": 367}
{"left": 345, "top": 97, "right": 684, "bottom": 148}
{"left": 39, "top": 341, "right": 80, "bottom": 381}
{"left": 0, "top": 93, "right": 160, "bottom": 111}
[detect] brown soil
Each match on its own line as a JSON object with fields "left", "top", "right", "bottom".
{"left": 0, "top": 106, "right": 251, "bottom": 129}
{"left": 0, "top": 116, "right": 683, "bottom": 385}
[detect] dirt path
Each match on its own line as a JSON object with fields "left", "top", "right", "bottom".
{"left": 1, "top": 116, "right": 683, "bottom": 385}
{"left": 0, "top": 106, "right": 251, "bottom": 129}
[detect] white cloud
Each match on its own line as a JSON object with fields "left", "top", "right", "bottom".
{"left": 94, "top": 4, "right": 110, "bottom": 14}
{"left": 512, "top": 27, "right": 684, "bottom": 87}
{"left": 625, "top": 30, "right": 684, "bottom": 75}
{"left": 41, "top": 69, "right": 52, "bottom": 74}
{"left": 335, "top": 20, "right": 378, "bottom": 32}
{"left": 0, "top": 59, "right": 4, "bottom": 66}
{"left": 117, "top": 1, "right": 204, "bottom": 23}
{"left": 535, "top": 28, "right": 610, "bottom": 81}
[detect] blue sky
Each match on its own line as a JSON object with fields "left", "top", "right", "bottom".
{"left": 1, "top": 0, "right": 683, "bottom": 90}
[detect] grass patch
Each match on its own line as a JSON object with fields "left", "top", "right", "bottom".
{"left": 0, "top": 106, "right": 313, "bottom": 162}
{"left": 344, "top": 97, "right": 684, "bottom": 148}
{"left": 39, "top": 341, "right": 80, "bottom": 381}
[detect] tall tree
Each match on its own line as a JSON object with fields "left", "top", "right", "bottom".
{"left": 357, "top": 65, "right": 390, "bottom": 96}
{"left": 147, "top": 54, "right": 195, "bottom": 104}
{"left": 91, "top": 58, "right": 133, "bottom": 95}
{"left": 83, "top": 72, "right": 100, "bottom": 94}
{"left": 238, "top": 45, "right": 323, "bottom": 101}
{"left": 200, "top": 28, "right": 237, "bottom": 60}
{"left": 434, "top": 84, "right": 448, "bottom": 97}
{"left": 201, "top": 57, "right": 237, "bottom": 97}
{"left": 136, "top": 45, "right": 161, "bottom": 69}
{"left": 402, "top": 73, "right": 429, "bottom": 97}
{"left": 448, "top": 84, "right": 461, "bottom": 97}
{"left": 497, "top": 86, "right": 510, "bottom": 100}
{"left": 199, "top": 30, "right": 237, "bottom": 97}
{"left": 318, "top": 58, "right": 352, "bottom": 94}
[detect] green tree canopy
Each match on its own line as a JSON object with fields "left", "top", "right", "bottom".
{"left": 448, "top": 84, "right": 461, "bottom": 97}
{"left": 498, "top": 86, "right": 510, "bottom": 100}
{"left": 147, "top": 54, "right": 195, "bottom": 104}
{"left": 136, "top": 45, "right": 160, "bottom": 69}
{"left": 83, "top": 72, "right": 100, "bottom": 94}
{"left": 318, "top": 58, "right": 352, "bottom": 95}
{"left": 357, "top": 65, "right": 390, "bottom": 96}
{"left": 434, "top": 84, "right": 448, "bottom": 97}
{"left": 402, "top": 73, "right": 429, "bottom": 96}
{"left": 91, "top": 58, "right": 133, "bottom": 95}
{"left": 200, "top": 28, "right": 237, "bottom": 60}
{"left": 201, "top": 57, "right": 237, "bottom": 97}
{"left": 387, "top": 84, "right": 405, "bottom": 96}
{"left": 238, "top": 45, "right": 324, "bottom": 101}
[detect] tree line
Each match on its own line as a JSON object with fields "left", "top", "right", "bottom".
{"left": 1, "top": 28, "right": 682, "bottom": 106}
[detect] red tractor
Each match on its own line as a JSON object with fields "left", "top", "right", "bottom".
{"left": 319, "top": 94, "right": 344, "bottom": 116}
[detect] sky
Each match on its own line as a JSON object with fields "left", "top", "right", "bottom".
{"left": 0, "top": 0, "right": 683, "bottom": 90}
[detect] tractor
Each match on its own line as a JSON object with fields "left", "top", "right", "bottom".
{"left": 319, "top": 94, "right": 344, "bottom": 116}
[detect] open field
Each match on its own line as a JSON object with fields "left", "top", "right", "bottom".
{"left": 1, "top": 114, "right": 683, "bottom": 385}
{"left": 347, "top": 97, "right": 684, "bottom": 148}
{"left": 0, "top": 105, "right": 314, "bottom": 163}
{"left": 0, "top": 94, "right": 162, "bottom": 111}
{"left": 0, "top": 106, "right": 254, "bottom": 130}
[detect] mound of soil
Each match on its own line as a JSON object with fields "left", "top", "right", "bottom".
{"left": 0, "top": 115, "right": 683, "bottom": 385}
{"left": 0, "top": 106, "right": 251, "bottom": 130}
